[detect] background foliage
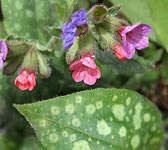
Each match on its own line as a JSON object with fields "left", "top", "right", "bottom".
{"left": 0, "top": 0, "right": 168, "bottom": 150}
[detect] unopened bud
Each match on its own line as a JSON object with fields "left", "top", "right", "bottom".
{"left": 114, "top": 44, "right": 126, "bottom": 61}
{"left": 88, "top": 5, "right": 108, "bottom": 24}
{"left": 37, "top": 53, "right": 51, "bottom": 78}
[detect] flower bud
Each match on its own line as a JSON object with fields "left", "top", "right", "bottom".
{"left": 37, "top": 53, "right": 51, "bottom": 78}
{"left": 88, "top": 5, "right": 108, "bottom": 24}
{"left": 22, "top": 48, "right": 38, "bottom": 73}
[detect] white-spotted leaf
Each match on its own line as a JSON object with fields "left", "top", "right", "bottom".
{"left": 14, "top": 88, "right": 163, "bottom": 150}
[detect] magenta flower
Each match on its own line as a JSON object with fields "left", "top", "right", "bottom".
{"left": 119, "top": 22, "right": 151, "bottom": 59}
{"left": 69, "top": 54, "right": 101, "bottom": 85}
{"left": 0, "top": 40, "right": 8, "bottom": 70}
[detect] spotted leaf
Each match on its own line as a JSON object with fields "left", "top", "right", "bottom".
{"left": 1, "top": 0, "right": 64, "bottom": 44}
{"left": 14, "top": 88, "right": 163, "bottom": 150}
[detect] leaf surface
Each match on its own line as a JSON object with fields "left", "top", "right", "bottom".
{"left": 15, "top": 88, "right": 163, "bottom": 150}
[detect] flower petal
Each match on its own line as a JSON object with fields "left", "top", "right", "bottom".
{"left": 72, "top": 66, "right": 86, "bottom": 82}
{"left": 71, "top": 8, "right": 88, "bottom": 26}
{"left": 0, "top": 58, "right": 3, "bottom": 70}
{"left": 134, "top": 36, "right": 149, "bottom": 50}
{"left": 83, "top": 68, "right": 97, "bottom": 85}
{"left": 64, "top": 36, "right": 76, "bottom": 49}
{"left": 69, "top": 59, "right": 82, "bottom": 71}
{"left": 121, "top": 22, "right": 141, "bottom": 35}
{"left": 81, "top": 54, "right": 97, "bottom": 69}
{"left": 123, "top": 37, "right": 135, "bottom": 59}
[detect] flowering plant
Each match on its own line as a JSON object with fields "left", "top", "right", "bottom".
{"left": 0, "top": 0, "right": 167, "bottom": 150}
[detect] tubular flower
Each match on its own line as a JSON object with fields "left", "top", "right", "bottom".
{"left": 119, "top": 22, "right": 151, "bottom": 59}
{"left": 114, "top": 44, "right": 126, "bottom": 61}
{"left": 69, "top": 54, "right": 101, "bottom": 85}
{"left": 0, "top": 40, "right": 8, "bottom": 70}
{"left": 62, "top": 8, "right": 88, "bottom": 49}
{"left": 15, "top": 69, "right": 36, "bottom": 91}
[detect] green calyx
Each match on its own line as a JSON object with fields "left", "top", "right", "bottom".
{"left": 88, "top": 5, "right": 108, "bottom": 24}
{"left": 22, "top": 48, "right": 38, "bottom": 73}
{"left": 37, "top": 53, "right": 51, "bottom": 78}
{"left": 66, "top": 33, "right": 95, "bottom": 64}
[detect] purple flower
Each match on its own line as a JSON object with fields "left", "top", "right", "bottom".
{"left": 119, "top": 22, "right": 152, "bottom": 59}
{"left": 0, "top": 40, "right": 8, "bottom": 69}
{"left": 62, "top": 22, "right": 77, "bottom": 49}
{"left": 71, "top": 8, "right": 88, "bottom": 26}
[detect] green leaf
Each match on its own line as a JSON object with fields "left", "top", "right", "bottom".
{"left": 108, "top": 4, "right": 122, "bottom": 16}
{"left": 14, "top": 88, "right": 163, "bottom": 150}
{"left": 111, "top": 0, "right": 159, "bottom": 43}
{"left": 48, "top": 0, "right": 78, "bottom": 22}
{"left": 20, "top": 136, "right": 46, "bottom": 150}
{"left": 146, "top": 0, "right": 168, "bottom": 52}
{"left": 94, "top": 42, "right": 152, "bottom": 75}
{"left": 1, "top": 0, "right": 63, "bottom": 44}
{"left": 45, "top": 26, "right": 62, "bottom": 38}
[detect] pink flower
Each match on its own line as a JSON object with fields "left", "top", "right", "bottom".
{"left": 69, "top": 54, "right": 101, "bottom": 85}
{"left": 119, "top": 22, "right": 151, "bottom": 59}
{"left": 114, "top": 44, "right": 126, "bottom": 61}
{"left": 15, "top": 69, "right": 36, "bottom": 91}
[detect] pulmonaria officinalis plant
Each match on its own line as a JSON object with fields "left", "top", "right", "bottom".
{"left": 0, "top": 4, "right": 151, "bottom": 88}
{"left": 0, "top": 1, "right": 165, "bottom": 150}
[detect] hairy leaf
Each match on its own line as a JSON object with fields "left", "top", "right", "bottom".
{"left": 2, "top": 0, "right": 63, "bottom": 43}
{"left": 15, "top": 88, "right": 163, "bottom": 150}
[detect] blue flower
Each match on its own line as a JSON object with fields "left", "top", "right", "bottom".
{"left": 62, "top": 8, "right": 88, "bottom": 49}
{"left": 62, "top": 22, "right": 77, "bottom": 49}
{"left": 71, "top": 8, "right": 88, "bottom": 26}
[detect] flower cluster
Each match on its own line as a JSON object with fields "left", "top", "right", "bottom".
{"left": 0, "top": 5, "right": 152, "bottom": 91}
{"left": 62, "top": 8, "right": 88, "bottom": 49}
{"left": 61, "top": 7, "right": 152, "bottom": 86}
